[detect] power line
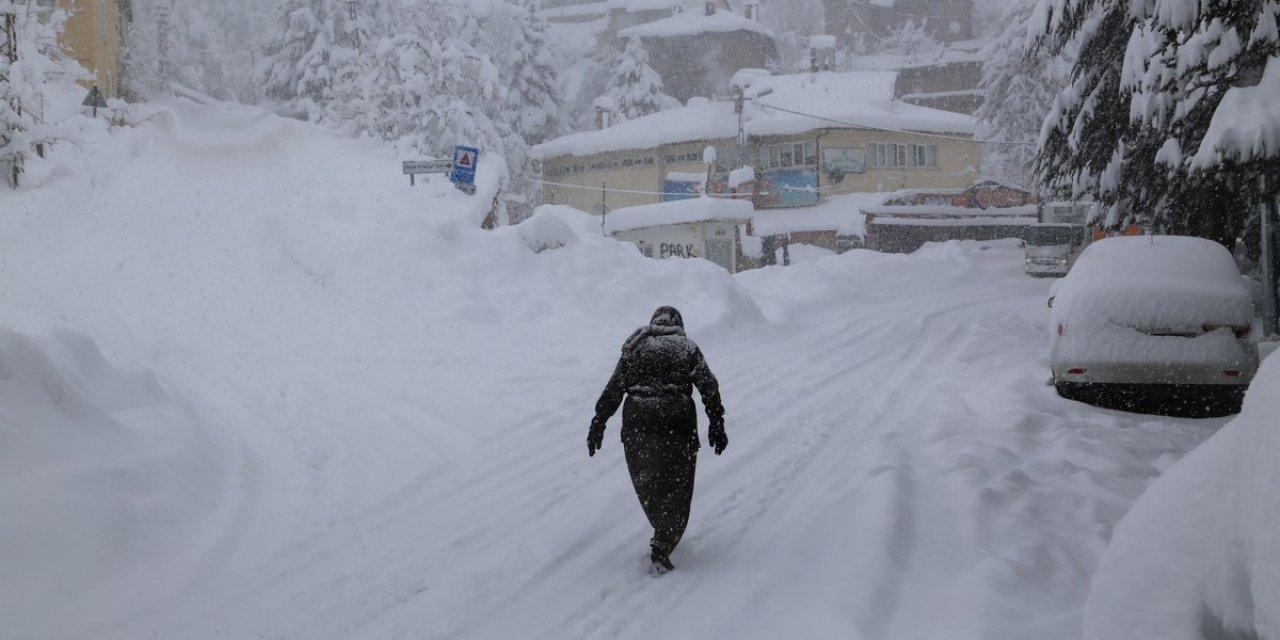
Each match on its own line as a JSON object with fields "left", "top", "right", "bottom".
{"left": 533, "top": 178, "right": 746, "bottom": 198}
{"left": 844, "top": 0, "right": 945, "bottom": 22}
{"left": 531, "top": 177, "right": 869, "bottom": 197}
{"left": 752, "top": 101, "right": 1037, "bottom": 147}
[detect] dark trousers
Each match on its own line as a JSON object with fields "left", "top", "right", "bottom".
{"left": 621, "top": 395, "right": 699, "bottom": 557}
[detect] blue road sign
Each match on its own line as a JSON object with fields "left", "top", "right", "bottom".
{"left": 450, "top": 146, "right": 479, "bottom": 186}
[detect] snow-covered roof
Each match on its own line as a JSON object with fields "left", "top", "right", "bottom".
{"left": 534, "top": 71, "right": 976, "bottom": 159}
{"left": 751, "top": 192, "right": 885, "bottom": 237}
{"left": 869, "top": 216, "right": 1037, "bottom": 227}
{"left": 617, "top": 0, "right": 747, "bottom": 13}
{"left": 540, "top": 0, "right": 730, "bottom": 16}
{"left": 1192, "top": 55, "right": 1280, "bottom": 169}
{"left": 617, "top": 8, "right": 773, "bottom": 39}
{"left": 538, "top": 2, "right": 610, "bottom": 18}
{"left": 878, "top": 180, "right": 1033, "bottom": 203}
{"left": 809, "top": 35, "right": 837, "bottom": 49}
{"left": 604, "top": 196, "right": 754, "bottom": 233}
{"left": 830, "top": 42, "right": 986, "bottom": 75}
{"left": 863, "top": 204, "right": 1038, "bottom": 218}
{"left": 896, "top": 50, "right": 986, "bottom": 69}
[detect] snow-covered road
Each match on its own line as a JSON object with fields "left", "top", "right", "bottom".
{"left": 1, "top": 103, "right": 1233, "bottom": 640}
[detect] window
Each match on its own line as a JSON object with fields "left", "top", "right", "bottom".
{"left": 758, "top": 141, "right": 818, "bottom": 169}
{"left": 869, "top": 142, "right": 938, "bottom": 168}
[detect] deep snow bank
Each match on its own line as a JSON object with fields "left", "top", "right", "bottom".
{"left": 337, "top": 204, "right": 766, "bottom": 353}
{"left": 0, "top": 97, "right": 769, "bottom": 637}
{"left": 0, "top": 326, "right": 239, "bottom": 631}
{"left": 1081, "top": 355, "right": 1280, "bottom": 639}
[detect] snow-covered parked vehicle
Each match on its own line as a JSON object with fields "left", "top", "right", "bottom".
{"left": 1048, "top": 235, "right": 1259, "bottom": 417}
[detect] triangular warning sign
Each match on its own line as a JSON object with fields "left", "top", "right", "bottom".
{"left": 458, "top": 153, "right": 472, "bottom": 167}
{"left": 82, "top": 85, "right": 108, "bottom": 109}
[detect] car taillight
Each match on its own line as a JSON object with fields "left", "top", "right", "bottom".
{"left": 1057, "top": 324, "right": 1064, "bottom": 336}
{"left": 1067, "top": 368, "right": 1087, "bottom": 375}
{"left": 1224, "top": 370, "right": 1242, "bottom": 377}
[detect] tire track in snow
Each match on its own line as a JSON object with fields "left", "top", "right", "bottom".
{"left": 684, "top": 288, "right": 1015, "bottom": 639}
{"left": 424, "top": 268, "right": 1047, "bottom": 639}
{"left": 115, "top": 245, "right": 1218, "bottom": 640}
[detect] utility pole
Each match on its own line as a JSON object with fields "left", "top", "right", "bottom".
{"left": 347, "top": 1, "right": 360, "bottom": 50}
{"left": 600, "top": 181, "right": 608, "bottom": 236}
{"left": 734, "top": 86, "right": 746, "bottom": 170}
{"left": 733, "top": 85, "right": 771, "bottom": 173}
{"left": 1262, "top": 173, "right": 1279, "bottom": 338}
{"left": 2, "top": 8, "right": 21, "bottom": 189}
{"left": 156, "top": 2, "right": 171, "bottom": 93}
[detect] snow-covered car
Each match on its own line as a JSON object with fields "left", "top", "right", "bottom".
{"left": 1048, "top": 235, "right": 1259, "bottom": 417}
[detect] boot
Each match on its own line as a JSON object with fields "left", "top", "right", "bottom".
{"left": 650, "top": 542, "right": 674, "bottom": 574}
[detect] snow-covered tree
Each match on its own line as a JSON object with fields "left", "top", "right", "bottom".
{"left": 603, "top": 36, "right": 664, "bottom": 121}
{"left": 493, "top": 5, "right": 564, "bottom": 146}
{"left": 1035, "top": 0, "right": 1280, "bottom": 245}
{"left": 196, "top": 0, "right": 278, "bottom": 102}
{"left": 882, "top": 19, "right": 944, "bottom": 63}
{"left": 367, "top": 1, "right": 502, "bottom": 158}
{"left": 125, "top": 0, "right": 227, "bottom": 100}
{"left": 1, "top": 1, "right": 81, "bottom": 188}
{"left": 756, "top": 0, "right": 825, "bottom": 69}
{"left": 258, "top": 0, "right": 336, "bottom": 122}
{"left": 322, "top": 0, "right": 394, "bottom": 137}
{"left": 976, "top": 2, "right": 1075, "bottom": 188}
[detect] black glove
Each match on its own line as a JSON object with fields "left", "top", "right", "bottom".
{"left": 708, "top": 422, "right": 728, "bottom": 455}
{"left": 587, "top": 420, "right": 605, "bottom": 457}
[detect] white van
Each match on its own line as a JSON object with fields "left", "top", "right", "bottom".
{"left": 1024, "top": 223, "right": 1088, "bottom": 277}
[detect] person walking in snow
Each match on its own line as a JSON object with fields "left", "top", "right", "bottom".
{"left": 587, "top": 305, "right": 727, "bottom": 574}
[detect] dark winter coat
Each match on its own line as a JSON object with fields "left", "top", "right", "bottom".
{"left": 592, "top": 308, "right": 724, "bottom": 450}
{"left": 591, "top": 306, "right": 725, "bottom": 560}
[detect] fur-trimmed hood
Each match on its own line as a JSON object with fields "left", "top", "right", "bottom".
{"left": 622, "top": 306, "right": 686, "bottom": 353}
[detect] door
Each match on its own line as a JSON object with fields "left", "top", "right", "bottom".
{"left": 705, "top": 238, "right": 733, "bottom": 272}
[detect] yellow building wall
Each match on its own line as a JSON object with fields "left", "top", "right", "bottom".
{"left": 660, "top": 140, "right": 733, "bottom": 182}
{"left": 541, "top": 130, "right": 981, "bottom": 214}
{"left": 59, "top": 0, "right": 122, "bottom": 97}
{"left": 758, "top": 128, "right": 980, "bottom": 197}
{"left": 541, "top": 138, "right": 736, "bottom": 215}
{"left": 543, "top": 149, "right": 665, "bottom": 214}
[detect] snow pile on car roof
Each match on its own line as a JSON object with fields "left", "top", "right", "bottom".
{"left": 1081, "top": 354, "right": 1280, "bottom": 639}
{"left": 1050, "top": 236, "right": 1255, "bottom": 365}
